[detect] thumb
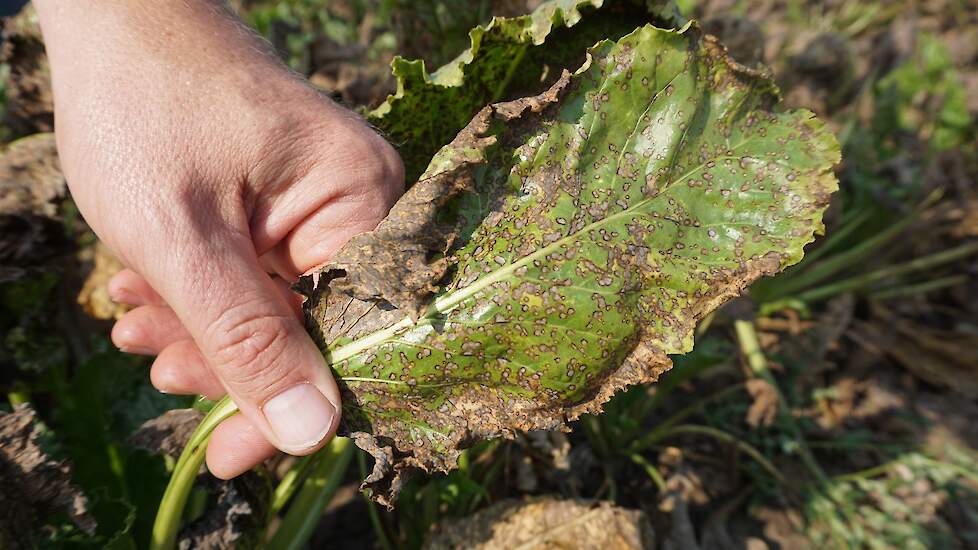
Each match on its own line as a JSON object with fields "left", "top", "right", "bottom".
{"left": 151, "top": 226, "right": 340, "bottom": 456}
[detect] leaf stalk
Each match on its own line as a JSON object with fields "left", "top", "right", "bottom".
{"left": 150, "top": 397, "right": 238, "bottom": 550}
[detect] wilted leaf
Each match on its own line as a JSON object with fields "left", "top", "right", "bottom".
{"left": 78, "top": 242, "right": 129, "bottom": 321}
{"left": 302, "top": 23, "right": 839, "bottom": 500}
{"left": 0, "top": 4, "right": 54, "bottom": 138}
{"left": 0, "top": 133, "right": 63, "bottom": 218}
{"left": 0, "top": 133, "right": 70, "bottom": 282}
{"left": 0, "top": 404, "right": 94, "bottom": 549}
{"left": 370, "top": 0, "right": 678, "bottom": 181}
{"left": 424, "top": 497, "right": 654, "bottom": 549}
{"left": 130, "top": 409, "right": 205, "bottom": 460}
{"left": 176, "top": 473, "right": 271, "bottom": 550}
{"left": 745, "top": 378, "right": 778, "bottom": 428}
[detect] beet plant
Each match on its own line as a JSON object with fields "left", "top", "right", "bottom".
{"left": 151, "top": 3, "right": 840, "bottom": 548}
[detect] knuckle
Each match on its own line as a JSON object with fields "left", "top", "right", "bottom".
{"left": 351, "top": 184, "right": 398, "bottom": 224}
{"left": 346, "top": 142, "right": 405, "bottom": 212}
{"left": 206, "top": 309, "right": 294, "bottom": 393}
{"left": 379, "top": 146, "right": 406, "bottom": 196}
{"left": 336, "top": 130, "right": 404, "bottom": 188}
{"left": 361, "top": 158, "right": 391, "bottom": 192}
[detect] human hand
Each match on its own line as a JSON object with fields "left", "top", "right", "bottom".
{"left": 35, "top": 0, "right": 403, "bottom": 477}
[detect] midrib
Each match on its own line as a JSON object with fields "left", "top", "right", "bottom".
{"left": 328, "top": 126, "right": 750, "bottom": 364}
{"left": 328, "top": 192, "right": 657, "bottom": 363}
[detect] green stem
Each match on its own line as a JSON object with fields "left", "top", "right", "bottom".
{"left": 832, "top": 461, "right": 897, "bottom": 483}
{"left": 665, "top": 424, "right": 788, "bottom": 485}
{"left": 490, "top": 43, "right": 529, "bottom": 104}
{"left": 807, "top": 440, "right": 910, "bottom": 452}
{"left": 269, "top": 454, "right": 318, "bottom": 519}
{"left": 869, "top": 274, "right": 968, "bottom": 300}
{"left": 796, "top": 241, "right": 978, "bottom": 303}
{"left": 267, "top": 438, "right": 354, "bottom": 550}
{"left": 151, "top": 397, "right": 239, "bottom": 550}
{"left": 734, "top": 320, "right": 830, "bottom": 486}
{"left": 764, "top": 201, "right": 926, "bottom": 300}
{"left": 628, "top": 452, "right": 666, "bottom": 491}
{"left": 628, "top": 383, "right": 745, "bottom": 453}
{"left": 582, "top": 415, "right": 611, "bottom": 458}
{"left": 582, "top": 415, "right": 617, "bottom": 501}
{"left": 735, "top": 319, "right": 767, "bottom": 374}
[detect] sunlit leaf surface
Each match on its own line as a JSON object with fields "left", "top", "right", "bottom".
{"left": 303, "top": 23, "right": 840, "bottom": 501}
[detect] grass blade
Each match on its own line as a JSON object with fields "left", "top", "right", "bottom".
{"left": 267, "top": 437, "right": 354, "bottom": 550}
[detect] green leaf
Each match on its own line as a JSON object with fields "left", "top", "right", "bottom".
{"left": 45, "top": 346, "right": 191, "bottom": 546}
{"left": 369, "top": 0, "right": 679, "bottom": 181}
{"left": 874, "top": 33, "right": 975, "bottom": 152}
{"left": 302, "top": 22, "right": 839, "bottom": 501}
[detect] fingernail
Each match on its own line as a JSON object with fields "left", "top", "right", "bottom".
{"left": 263, "top": 383, "right": 335, "bottom": 452}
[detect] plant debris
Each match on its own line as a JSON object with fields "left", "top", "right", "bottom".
{"left": 0, "top": 5, "right": 53, "bottom": 139}
{"left": 0, "top": 404, "right": 94, "bottom": 549}
{"left": 130, "top": 408, "right": 206, "bottom": 460}
{"left": 424, "top": 497, "right": 655, "bottom": 549}
{"left": 0, "top": 132, "right": 70, "bottom": 282}
{"left": 176, "top": 473, "right": 271, "bottom": 550}
{"left": 77, "top": 242, "right": 129, "bottom": 321}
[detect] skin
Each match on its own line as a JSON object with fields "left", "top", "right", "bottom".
{"left": 34, "top": 0, "right": 404, "bottom": 478}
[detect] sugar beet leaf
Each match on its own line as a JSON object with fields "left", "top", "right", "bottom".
{"left": 153, "top": 20, "right": 840, "bottom": 548}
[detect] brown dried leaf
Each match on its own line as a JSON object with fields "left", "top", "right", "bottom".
{"left": 0, "top": 5, "right": 54, "bottom": 138}
{"left": 0, "top": 133, "right": 69, "bottom": 282}
{"left": 130, "top": 409, "right": 205, "bottom": 460}
{"left": 78, "top": 242, "right": 129, "bottom": 321}
{"left": 745, "top": 378, "right": 779, "bottom": 428}
{"left": 0, "top": 404, "right": 94, "bottom": 548}
{"left": 424, "top": 498, "right": 655, "bottom": 550}
{"left": 319, "top": 161, "right": 480, "bottom": 321}
{"left": 176, "top": 473, "right": 271, "bottom": 550}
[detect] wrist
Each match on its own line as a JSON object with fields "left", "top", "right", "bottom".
{"left": 34, "top": 1, "right": 286, "bottom": 87}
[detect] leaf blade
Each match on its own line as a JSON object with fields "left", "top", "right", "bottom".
{"left": 305, "top": 23, "right": 840, "bottom": 501}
